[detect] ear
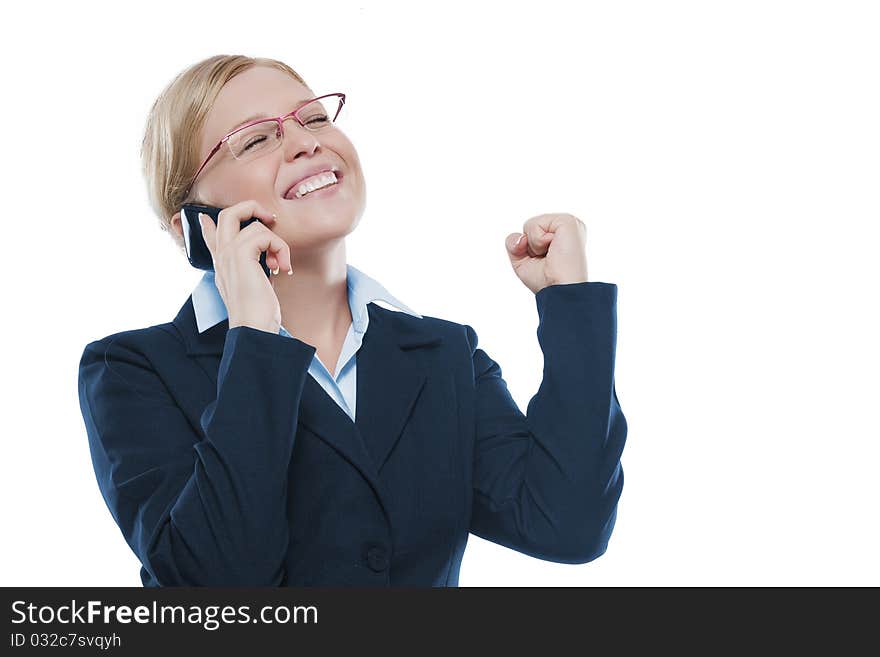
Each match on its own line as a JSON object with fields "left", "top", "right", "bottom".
{"left": 170, "top": 212, "right": 183, "bottom": 240}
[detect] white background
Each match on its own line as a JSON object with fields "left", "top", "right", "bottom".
{"left": 1, "top": 0, "right": 878, "bottom": 586}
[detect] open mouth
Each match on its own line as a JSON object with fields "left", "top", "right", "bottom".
{"left": 283, "top": 170, "right": 344, "bottom": 201}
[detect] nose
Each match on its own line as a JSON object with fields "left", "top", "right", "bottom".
{"left": 281, "top": 119, "right": 321, "bottom": 162}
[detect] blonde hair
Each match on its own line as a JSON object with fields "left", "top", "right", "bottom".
{"left": 140, "top": 54, "right": 310, "bottom": 255}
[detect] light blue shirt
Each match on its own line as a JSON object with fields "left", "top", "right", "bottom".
{"left": 191, "top": 264, "right": 422, "bottom": 422}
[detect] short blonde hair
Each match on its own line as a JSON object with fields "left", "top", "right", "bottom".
{"left": 140, "top": 54, "right": 309, "bottom": 255}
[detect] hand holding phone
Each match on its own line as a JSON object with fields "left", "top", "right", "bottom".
{"left": 180, "top": 200, "right": 293, "bottom": 334}
{"left": 180, "top": 202, "right": 276, "bottom": 277}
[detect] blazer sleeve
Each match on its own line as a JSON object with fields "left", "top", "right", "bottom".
{"left": 77, "top": 325, "right": 317, "bottom": 586}
{"left": 466, "top": 281, "right": 627, "bottom": 564}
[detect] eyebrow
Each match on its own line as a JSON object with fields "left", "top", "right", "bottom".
{"left": 226, "top": 97, "right": 317, "bottom": 134}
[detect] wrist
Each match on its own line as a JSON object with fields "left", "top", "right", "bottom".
{"left": 229, "top": 317, "right": 279, "bottom": 334}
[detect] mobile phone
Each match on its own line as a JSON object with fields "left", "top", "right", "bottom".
{"left": 179, "top": 203, "right": 272, "bottom": 278}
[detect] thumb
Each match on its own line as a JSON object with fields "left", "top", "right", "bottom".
{"left": 506, "top": 232, "right": 524, "bottom": 254}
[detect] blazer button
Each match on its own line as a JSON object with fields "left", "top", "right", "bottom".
{"left": 364, "top": 544, "right": 389, "bottom": 572}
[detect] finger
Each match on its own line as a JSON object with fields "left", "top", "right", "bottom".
{"left": 240, "top": 221, "right": 294, "bottom": 275}
{"left": 524, "top": 225, "right": 552, "bottom": 257}
{"left": 216, "top": 200, "right": 277, "bottom": 254}
{"left": 198, "top": 213, "right": 216, "bottom": 261}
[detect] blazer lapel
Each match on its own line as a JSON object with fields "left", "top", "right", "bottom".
{"left": 353, "top": 302, "right": 442, "bottom": 472}
{"left": 170, "top": 294, "right": 444, "bottom": 513}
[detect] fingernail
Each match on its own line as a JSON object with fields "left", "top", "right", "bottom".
{"left": 272, "top": 213, "right": 277, "bottom": 219}
{"left": 515, "top": 234, "right": 525, "bottom": 247}
{"left": 287, "top": 267, "right": 294, "bottom": 276}
{"left": 271, "top": 266, "right": 280, "bottom": 275}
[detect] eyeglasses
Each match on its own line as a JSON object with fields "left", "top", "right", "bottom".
{"left": 184, "top": 92, "right": 346, "bottom": 198}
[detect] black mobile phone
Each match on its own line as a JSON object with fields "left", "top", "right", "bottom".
{"left": 179, "top": 203, "right": 272, "bottom": 278}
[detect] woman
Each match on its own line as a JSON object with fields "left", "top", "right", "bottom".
{"left": 77, "top": 54, "right": 628, "bottom": 587}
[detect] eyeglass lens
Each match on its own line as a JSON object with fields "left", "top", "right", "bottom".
{"left": 226, "top": 96, "right": 343, "bottom": 160}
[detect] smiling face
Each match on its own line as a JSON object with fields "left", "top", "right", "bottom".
{"left": 171, "top": 65, "right": 366, "bottom": 250}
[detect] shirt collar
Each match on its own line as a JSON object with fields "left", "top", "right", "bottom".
{"left": 191, "top": 263, "right": 421, "bottom": 335}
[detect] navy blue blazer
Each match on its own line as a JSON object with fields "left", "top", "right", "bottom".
{"left": 77, "top": 281, "right": 627, "bottom": 586}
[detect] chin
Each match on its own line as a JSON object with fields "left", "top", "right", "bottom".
{"left": 278, "top": 212, "right": 359, "bottom": 244}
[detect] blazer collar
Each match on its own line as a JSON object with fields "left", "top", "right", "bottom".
{"left": 190, "top": 263, "right": 421, "bottom": 335}
{"left": 171, "top": 293, "right": 439, "bottom": 358}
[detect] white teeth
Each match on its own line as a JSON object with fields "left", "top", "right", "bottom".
{"left": 292, "top": 171, "right": 338, "bottom": 198}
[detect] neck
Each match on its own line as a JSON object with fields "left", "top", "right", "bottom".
{"left": 270, "top": 237, "right": 352, "bottom": 345}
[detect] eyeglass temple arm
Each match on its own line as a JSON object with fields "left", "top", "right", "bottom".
{"left": 185, "top": 141, "right": 224, "bottom": 198}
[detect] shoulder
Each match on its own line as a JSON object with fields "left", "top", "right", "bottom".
{"left": 79, "top": 320, "right": 186, "bottom": 374}
{"left": 368, "top": 302, "right": 477, "bottom": 357}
